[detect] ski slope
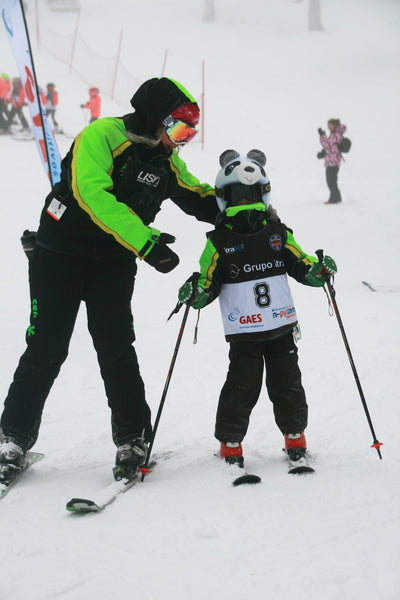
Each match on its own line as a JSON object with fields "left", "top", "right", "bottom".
{"left": 0, "top": 1, "right": 399, "bottom": 599}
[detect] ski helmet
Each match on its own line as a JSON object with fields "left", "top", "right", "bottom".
{"left": 215, "top": 149, "right": 271, "bottom": 212}
{"left": 171, "top": 102, "right": 200, "bottom": 127}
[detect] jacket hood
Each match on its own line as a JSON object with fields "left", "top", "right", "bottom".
{"left": 128, "top": 77, "right": 198, "bottom": 136}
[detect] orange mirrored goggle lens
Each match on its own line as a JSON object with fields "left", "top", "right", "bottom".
{"left": 163, "top": 116, "right": 198, "bottom": 145}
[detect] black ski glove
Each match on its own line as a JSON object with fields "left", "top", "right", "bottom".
{"left": 317, "top": 150, "right": 326, "bottom": 159}
{"left": 144, "top": 233, "right": 179, "bottom": 273}
{"left": 318, "top": 128, "right": 325, "bottom": 136}
{"left": 20, "top": 229, "right": 37, "bottom": 260}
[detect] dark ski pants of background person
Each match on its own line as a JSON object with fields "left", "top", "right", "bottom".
{"left": 0, "top": 245, "right": 151, "bottom": 451}
{"left": 8, "top": 106, "right": 29, "bottom": 130}
{"left": 46, "top": 109, "right": 58, "bottom": 128}
{"left": 326, "top": 165, "right": 342, "bottom": 204}
{"left": 214, "top": 333, "right": 308, "bottom": 443}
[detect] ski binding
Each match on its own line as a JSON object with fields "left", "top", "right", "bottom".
{"left": 0, "top": 451, "right": 44, "bottom": 499}
{"left": 284, "top": 449, "right": 315, "bottom": 474}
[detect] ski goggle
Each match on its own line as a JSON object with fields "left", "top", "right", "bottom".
{"left": 221, "top": 183, "right": 264, "bottom": 206}
{"left": 162, "top": 115, "right": 198, "bottom": 145}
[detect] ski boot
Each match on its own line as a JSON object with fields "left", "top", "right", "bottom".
{"left": 284, "top": 432, "right": 307, "bottom": 462}
{"left": 220, "top": 442, "right": 244, "bottom": 468}
{"left": 0, "top": 439, "right": 27, "bottom": 484}
{"left": 113, "top": 438, "right": 148, "bottom": 481}
{"left": 284, "top": 432, "right": 314, "bottom": 473}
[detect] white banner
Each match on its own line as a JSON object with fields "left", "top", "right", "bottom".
{"left": 1, "top": 0, "right": 61, "bottom": 185}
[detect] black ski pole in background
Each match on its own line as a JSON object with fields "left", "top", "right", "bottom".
{"left": 316, "top": 249, "right": 383, "bottom": 459}
{"left": 140, "top": 302, "right": 191, "bottom": 480}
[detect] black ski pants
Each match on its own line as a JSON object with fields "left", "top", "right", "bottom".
{"left": 46, "top": 109, "right": 58, "bottom": 128}
{"left": 8, "top": 105, "right": 29, "bottom": 129}
{"left": 326, "top": 166, "right": 342, "bottom": 203}
{"left": 215, "top": 332, "right": 308, "bottom": 443}
{"left": 1, "top": 246, "right": 151, "bottom": 451}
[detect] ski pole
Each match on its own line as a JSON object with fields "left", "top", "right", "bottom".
{"left": 140, "top": 302, "right": 191, "bottom": 480}
{"left": 316, "top": 249, "right": 383, "bottom": 459}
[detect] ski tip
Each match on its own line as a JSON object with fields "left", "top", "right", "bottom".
{"left": 288, "top": 465, "right": 315, "bottom": 474}
{"left": 66, "top": 498, "right": 101, "bottom": 513}
{"left": 232, "top": 474, "right": 261, "bottom": 486}
{"left": 27, "top": 452, "right": 45, "bottom": 463}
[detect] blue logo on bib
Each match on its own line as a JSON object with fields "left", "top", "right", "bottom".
{"left": 269, "top": 234, "right": 282, "bottom": 251}
{"left": 228, "top": 308, "right": 240, "bottom": 322}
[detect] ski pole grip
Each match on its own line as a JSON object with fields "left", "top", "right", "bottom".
{"left": 315, "top": 248, "right": 331, "bottom": 282}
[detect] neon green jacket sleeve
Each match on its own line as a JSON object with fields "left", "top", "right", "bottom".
{"left": 70, "top": 118, "right": 159, "bottom": 257}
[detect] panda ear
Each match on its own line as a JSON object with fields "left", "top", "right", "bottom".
{"left": 247, "top": 149, "right": 266, "bottom": 166}
{"left": 219, "top": 149, "right": 240, "bottom": 168}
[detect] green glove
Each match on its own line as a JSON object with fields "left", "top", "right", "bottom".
{"left": 178, "top": 277, "right": 209, "bottom": 309}
{"left": 305, "top": 256, "right": 337, "bottom": 287}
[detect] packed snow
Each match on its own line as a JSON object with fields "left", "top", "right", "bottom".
{"left": 0, "top": 1, "right": 399, "bottom": 599}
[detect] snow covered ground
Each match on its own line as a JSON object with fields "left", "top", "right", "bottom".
{"left": 0, "top": 1, "right": 399, "bottom": 598}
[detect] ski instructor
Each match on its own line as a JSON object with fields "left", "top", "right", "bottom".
{"left": 0, "top": 77, "right": 218, "bottom": 485}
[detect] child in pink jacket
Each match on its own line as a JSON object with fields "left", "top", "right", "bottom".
{"left": 317, "top": 118, "right": 347, "bottom": 204}
{"left": 81, "top": 87, "right": 101, "bottom": 123}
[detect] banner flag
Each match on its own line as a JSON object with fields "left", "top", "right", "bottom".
{"left": 1, "top": 0, "right": 61, "bottom": 186}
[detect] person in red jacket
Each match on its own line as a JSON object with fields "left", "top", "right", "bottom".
{"left": 45, "top": 82, "right": 59, "bottom": 131}
{"left": 317, "top": 118, "right": 347, "bottom": 204}
{"left": 81, "top": 87, "right": 101, "bottom": 123}
{"left": 7, "top": 77, "right": 29, "bottom": 130}
{"left": 0, "top": 73, "right": 11, "bottom": 132}
{"left": 38, "top": 86, "right": 47, "bottom": 109}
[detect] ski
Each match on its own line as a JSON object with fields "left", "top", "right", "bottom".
{"left": 232, "top": 471, "right": 262, "bottom": 486}
{"left": 11, "top": 132, "right": 35, "bottom": 141}
{"left": 284, "top": 450, "right": 315, "bottom": 474}
{"left": 362, "top": 281, "right": 400, "bottom": 293}
{"left": 66, "top": 472, "right": 143, "bottom": 513}
{"left": 0, "top": 451, "right": 44, "bottom": 500}
{"left": 10, "top": 126, "right": 34, "bottom": 141}
{"left": 66, "top": 457, "right": 162, "bottom": 514}
{"left": 219, "top": 457, "right": 261, "bottom": 487}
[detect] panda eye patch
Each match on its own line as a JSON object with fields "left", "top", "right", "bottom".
{"left": 225, "top": 161, "right": 241, "bottom": 176}
{"left": 250, "top": 162, "right": 266, "bottom": 177}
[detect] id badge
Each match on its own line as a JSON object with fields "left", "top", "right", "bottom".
{"left": 47, "top": 198, "right": 67, "bottom": 221}
{"left": 292, "top": 323, "right": 301, "bottom": 343}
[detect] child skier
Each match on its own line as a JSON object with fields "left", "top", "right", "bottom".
{"left": 0, "top": 73, "right": 11, "bottom": 133}
{"left": 7, "top": 77, "right": 29, "bottom": 131}
{"left": 45, "top": 82, "right": 59, "bottom": 131}
{"left": 80, "top": 86, "right": 101, "bottom": 123}
{"left": 178, "top": 149, "right": 337, "bottom": 470}
{"left": 317, "top": 118, "right": 347, "bottom": 204}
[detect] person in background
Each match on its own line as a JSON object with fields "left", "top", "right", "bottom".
{"left": 317, "top": 118, "right": 347, "bottom": 204}
{"left": 81, "top": 86, "right": 101, "bottom": 123}
{"left": 45, "top": 82, "right": 59, "bottom": 131}
{"left": 38, "top": 86, "right": 47, "bottom": 109}
{"left": 0, "top": 73, "right": 11, "bottom": 132}
{"left": 0, "top": 77, "right": 218, "bottom": 486}
{"left": 178, "top": 149, "right": 337, "bottom": 469}
{"left": 7, "top": 76, "right": 29, "bottom": 130}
